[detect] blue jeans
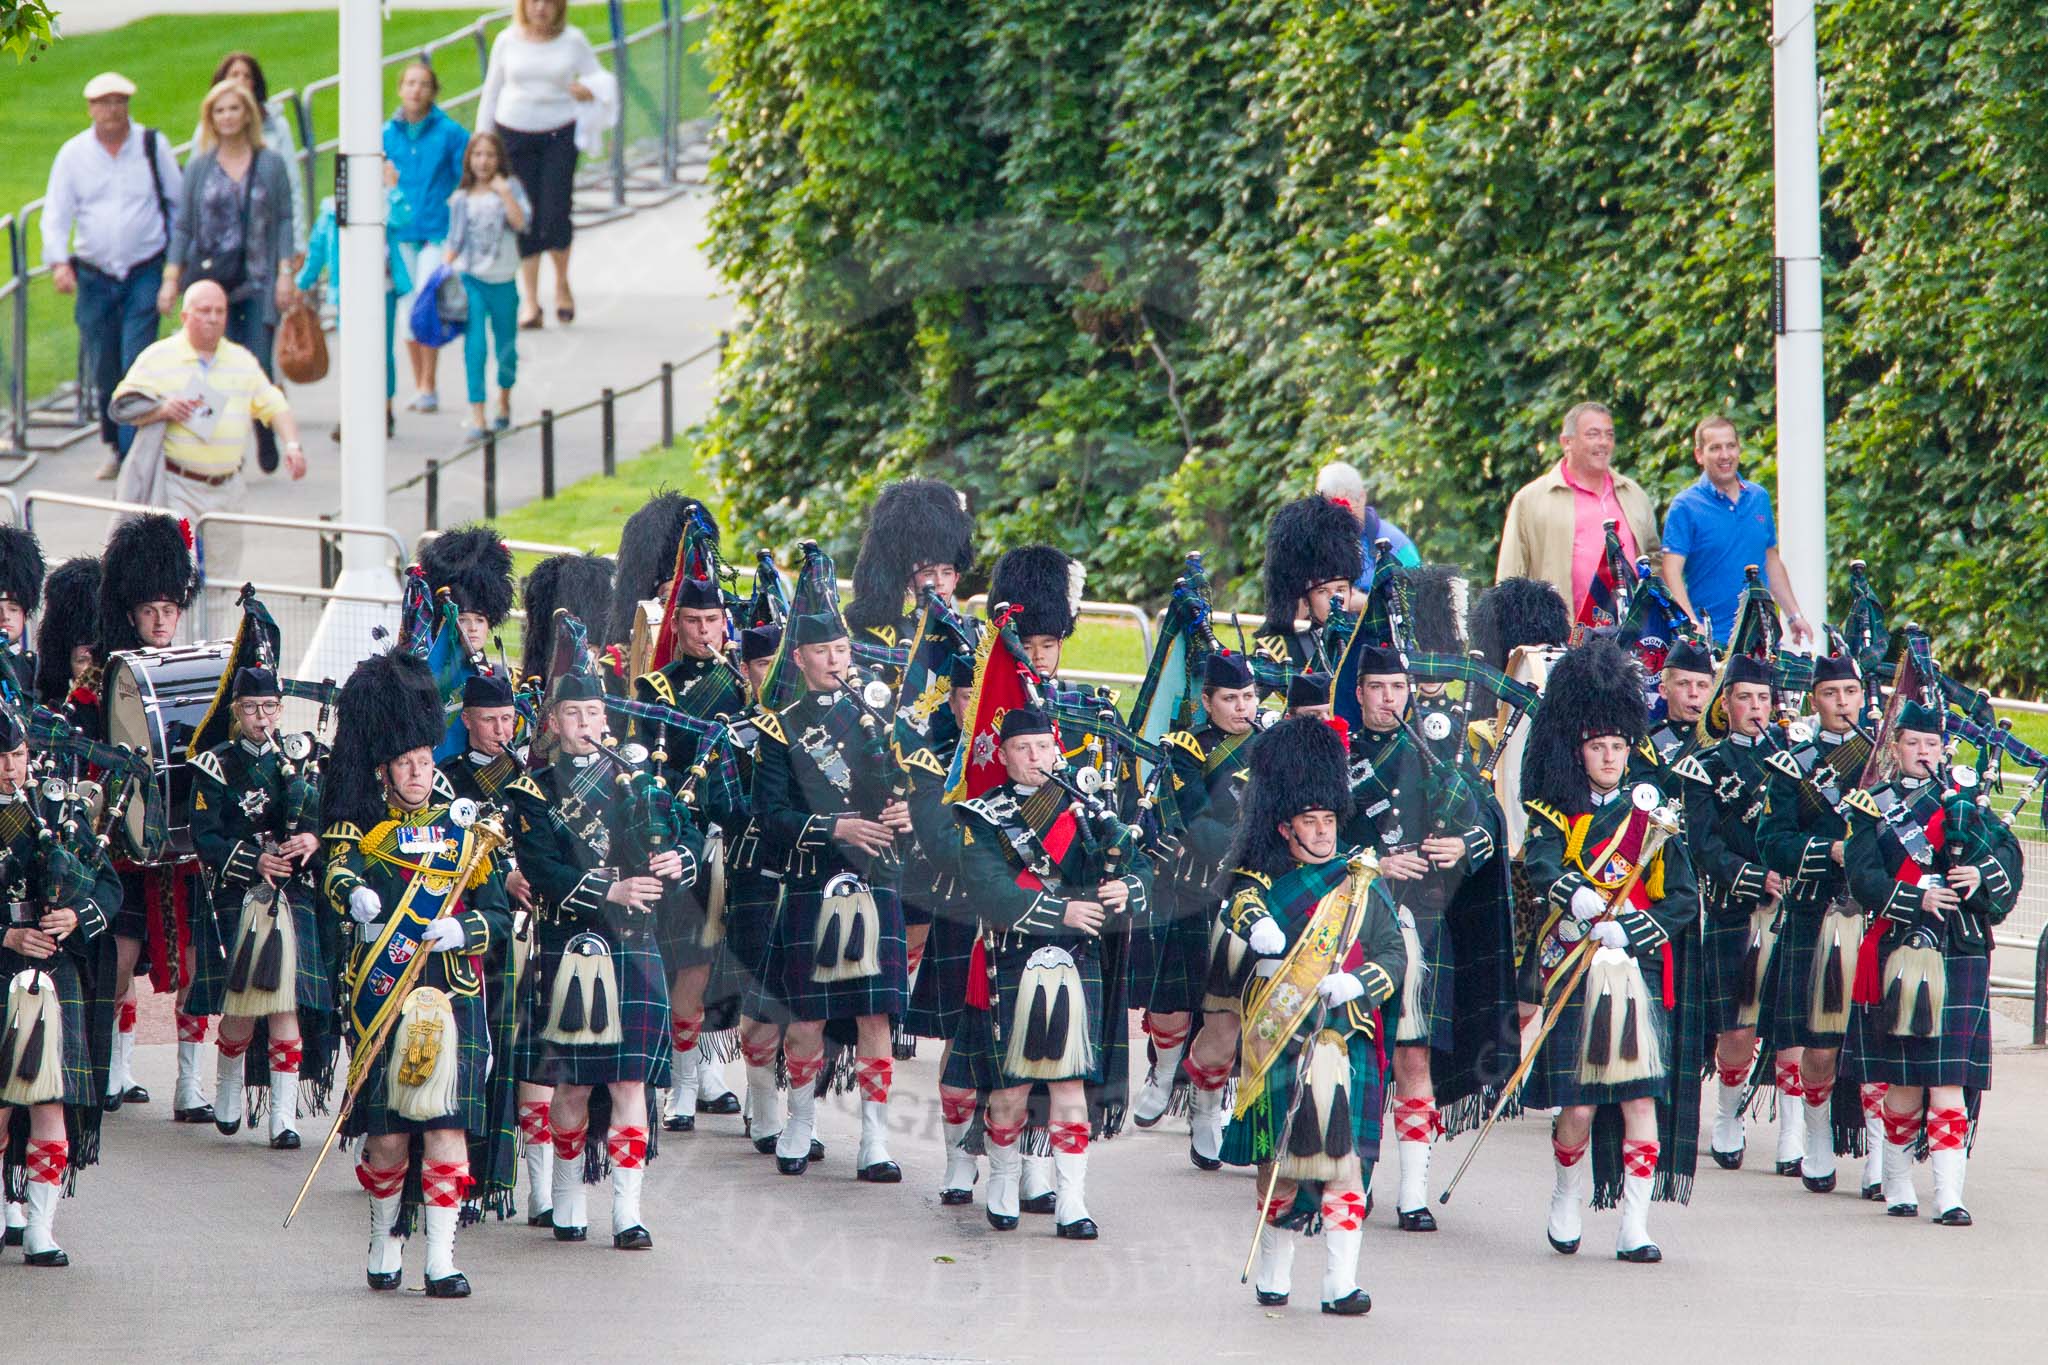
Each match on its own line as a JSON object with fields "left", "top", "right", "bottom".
{"left": 75, "top": 257, "right": 164, "bottom": 455}
{"left": 461, "top": 276, "right": 519, "bottom": 405}
{"left": 226, "top": 296, "right": 276, "bottom": 379}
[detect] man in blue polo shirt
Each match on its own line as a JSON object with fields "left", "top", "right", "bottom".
{"left": 1658, "top": 417, "right": 1813, "bottom": 647}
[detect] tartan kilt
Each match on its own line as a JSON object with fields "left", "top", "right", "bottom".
{"left": 1700, "top": 903, "right": 1773, "bottom": 1037}
{"left": 724, "top": 867, "right": 790, "bottom": 1025}
{"left": 653, "top": 882, "right": 718, "bottom": 976}
{"left": 942, "top": 935, "right": 1104, "bottom": 1090}
{"left": 341, "top": 963, "right": 495, "bottom": 1138}
{"left": 765, "top": 877, "right": 907, "bottom": 1023}
{"left": 1763, "top": 905, "right": 1841, "bottom": 1050}
{"left": 1521, "top": 952, "right": 1675, "bottom": 1111}
{"left": 1392, "top": 908, "right": 1455, "bottom": 1052}
{"left": 0, "top": 949, "right": 94, "bottom": 1107}
{"left": 1130, "top": 886, "right": 1216, "bottom": 1015}
{"left": 903, "top": 912, "right": 974, "bottom": 1042}
{"left": 181, "top": 893, "right": 232, "bottom": 1017}
{"left": 1220, "top": 1030, "right": 1386, "bottom": 1169}
{"left": 1849, "top": 950, "right": 1992, "bottom": 1091}
{"left": 515, "top": 918, "right": 673, "bottom": 1087}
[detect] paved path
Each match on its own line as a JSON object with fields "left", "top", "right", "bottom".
{"left": 15, "top": 1009, "right": 2048, "bottom": 1359}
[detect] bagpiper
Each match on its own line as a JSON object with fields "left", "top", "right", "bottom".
{"left": 418, "top": 523, "right": 516, "bottom": 660}
{"left": 1756, "top": 649, "right": 1885, "bottom": 1196}
{"left": 0, "top": 704, "right": 121, "bottom": 1267}
{"left": 34, "top": 558, "right": 101, "bottom": 717}
{"left": 1339, "top": 638, "right": 1516, "bottom": 1229}
{"left": 1517, "top": 637, "right": 1702, "bottom": 1264}
{"left": 1673, "top": 655, "right": 1799, "bottom": 1174}
{"left": 321, "top": 648, "right": 510, "bottom": 1298}
{"left": 1130, "top": 650, "right": 1257, "bottom": 1151}
{"left": 1645, "top": 632, "right": 1715, "bottom": 768}
{"left": 507, "top": 657, "right": 701, "bottom": 1249}
{"left": 1221, "top": 715, "right": 1404, "bottom": 1316}
{"left": 1842, "top": 691, "right": 2022, "bottom": 1225}
{"left": 1256, "top": 496, "right": 1361, "bottom": 682}
{"left": 750, "top": 548, "right": 913, "bottom": 1182}
{"left": 0, "top": 525, "right": 46, "bottom": 692}
{"left": 604, "top": 490, "right": 715, "bottom": 651}
{"left": 95, "top": 514, "right": 209, "bottom": 1122}
{"left": 944, "top": 703, "right": 1151, "bottom": 1240}
{"left": 186, "top": 663, "right": 332, "bottom": 1150}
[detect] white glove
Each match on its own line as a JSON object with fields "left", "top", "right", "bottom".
{"left": 1590, "top": 920, "right": 1628, "bottom": 950}
{"left": 1246, "top": 919, "right": 1287, "bottom": 956}
{"left": 1316, "top": 972, "right": 1365, "bottom": 1007}
{"left": 348, "top": 887, "right": 381, "bottom": 925}
{"left": 422, "top": 918, "right": 467, "bottom": 952}
{"left": 1570, "top": 886, "right": 1607, "bottom": 923}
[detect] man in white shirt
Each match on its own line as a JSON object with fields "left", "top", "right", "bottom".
{"left": 42, "top": 72, "right": 182, "bottom": 478}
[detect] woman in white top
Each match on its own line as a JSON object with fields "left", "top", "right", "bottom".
{"left": 477, "top": 0, "right": 601, "bottom": 330}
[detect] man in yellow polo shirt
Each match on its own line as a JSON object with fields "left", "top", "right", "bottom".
{"left": 111, "top": 280, "right": 306, "bottom": 579}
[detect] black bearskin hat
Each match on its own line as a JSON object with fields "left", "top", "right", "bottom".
{"left": 419, "top": 523, "right": 514, "bottom": 627}
{"left": 321, "top": 649, "right": 447, "bottom": 831}
{"left": 521, "top": 553, "right": 615, "bottom": 685}
{"left": 1468, "top": 576, "right": 1570, "bottom": 672}
{"left": 0, "top": 525, "right": 45, "bottom": 613}
{"left": 989, "top": 545, "right": 1083, "bottom": 640}
{"left": 606, "top": 491, "right": 717, "bottom": 647}
{"left": 98, "top": 513, "right": 195, "bottom": 655}
{"left": 1261, "top": 496, "right": 1361, "bottom": 629}
{"left": 1223, "top": 715, "right": 1355, "bottom": 880}
{"left": 1409, "top": 564, "right": 1466, "bottom": 656}
{"left": 1521, "top": 635, "right": 1647, "bottom": 815}
{"left": 36, "top": 557, "right": 100, "bottom": 705}
{"left": 845, "top": 478, "right": 975, "bottom": 632}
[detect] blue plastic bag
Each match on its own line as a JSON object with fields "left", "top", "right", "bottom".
{"left": 407, "top": 262, "right": 467, "bottom": 348}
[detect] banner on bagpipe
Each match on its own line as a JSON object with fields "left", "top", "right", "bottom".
{"left": 756, "top": 541, "right": 841, "bottom": 716}
{"left": 1573, "top": 519, "right": 1636, "bottom": 635}
{"left": 1698, "top": 565, "right": 1784, "bottom": 744}
{"left": 651, "top": 500, "right": 735, "bottom": 673}
{"left": 1331, "top": 539, "right": 1414, "bottom": 732}
{"left": 1127, "top": 554, "right": 1226, "bottom": 785}
{"left": 945, "top": 606, "right": 1041, "bottom": 805}
{"left": 890, "top": 588, "right": 977, "bottom": 785}
{"left": 1611, "top": 556, "right": 1688, "bottom": 677}
{"left": 1843, "top": 559, "right": 1891, "bottom": 673}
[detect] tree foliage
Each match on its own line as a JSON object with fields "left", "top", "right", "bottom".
{"left": 701, "top": 0, "right": 2048, "bottom": 689}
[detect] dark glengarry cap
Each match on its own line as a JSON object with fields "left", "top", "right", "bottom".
{"left": 672, "top": 575, "right": 723, "bottom": 612}
{"left": 1202, "top": 650, "right": 1254, "bottom": 691}
{"left": 1353, "top": 642, "right": 1407, "bottom": 678}
{"left": 739, "top": 623, "right": 783, "bottom": 664}
{"left": 550, "top": 672, "right": 605, "bottom": 705}
{"left": 1723, "top": 654, "right": 1773, "bottom": 689}
{"left": 948, "top": 650, "right": 977, "bottom": 688}
{"left": 997, "top": 706, "right": 1054, "bottom": 743}
{"left": 790, "top": 611, "right": 847, "bottom": 647}
{"left": 1895, "top": 698, "right": 1943, "bottom": 735}
{"left": 1811, "top": 652, "right": 1860, "bottom": 686}
{"left": 1664, "top": 634, "right": 1716, "bottom": 677}
{"left": 462, "top": 671, "right": 515, "bottom": 708}
{"left": 1287, "top": 671, "right": 1332, "bottom": 710}
{"left": 231, "top": 666, "right": 281, "bottom": 700}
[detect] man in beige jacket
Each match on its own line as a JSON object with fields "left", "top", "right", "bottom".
{"left": 1494, "top": 401, "right": 1659, "bottom": 611}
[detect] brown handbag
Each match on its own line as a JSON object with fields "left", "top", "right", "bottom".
{"left": 275, "top": 299, "right": 329, "bottom": 384}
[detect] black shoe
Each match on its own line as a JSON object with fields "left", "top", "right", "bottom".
{"left": 1774, "top": 1159, "right": 1803, "bottom": 1177}
{"left": 1615, "top": 1243, "right": 1663, "bottom": 1264}
{"left": 1933, "top": 1207, "right": 1972, "bottom": 1227}
{"left": 174, "top": 1105, "right": 216, "bottom": 1124}
{"left": 810, "top": 1138, "right": 826, "bottom": 1161}
{"left": 1396, "top": 1207, "right": 1437, "bottom": 1232}
{"left": 3, "top": 1225, "right": 21, "bottom": 1246}
{"left": 777, "top": 1155, "right": 810, "bottom": 1176}
{"left": 1547, "top": 1230, "right": 1580, "bottom": 1255}
{"left": 527, "top": 1209, "right": 555, "bottom": 1229}
{"left": 858, "top": 1161, "right": 903, "bottom": 1184}
{"left": 1802, "top": 1172, "right": 1836, "bottom": 1194}
{"left": 366, "top": 1269, "right": 401, "bottom": 1291}
{"left": 614, "top": 1226, "right": 654, "bottom": 1250}
{"left": 663, "top": 1113, "right": 695, "bottom": 1133}
{"left": 24, "top": 1248, "right": 71, "bottom": 1268}
{"left": 103, "top": 1092, "right": 123, "bottom": 1112}
{"left": 1321, "top": 1290, "right": 1371, "bottom": 1316}
{"left": 123, "top": 1085, "right": 150, "bottom": 1105}
{"left": 215, "top": 1115, "right": 242, "bottom": 1136}
{"left": 1710, "top": 1147, "right": 1744, "bottom": 1170}
{"left": 939, "top": 1187, "right": 974, "bottom": 1206}
{"left": 1886, "top": 1202, "right": 1919, "bottom": 1219}
{"left": 1190, "top": 1144, "right": 1222, "bottom": 1172}
{"left": 753, "top": 1133, "right": 779, "bottom": 1155}
{"left": 1054, "top": 1217, "right": 1098, "bottom": 1240}
{"left": 255, "top": 421, "right": 279, "bottom": 473}
{"left": 423, "top": 1272, "right": 471, "bottom": 1298}
{"left": 553, "top": 1224, "right": 588, "bottom": 1242}
{"left": 1256, "top": 1290, "right": 1289, "bottom": 1307}
{"left": 1131, "top": 1109, "right": 1165, "bottom": 1129}
{"left": 1020, "top": 1191, "right": 1056, "bottom": 1214}
{"left": 697, "top": 1091, "right": 741, "bottom": 1115}
{"left": 1861, "top": 1182, "right": 1884, "bottom": 1201}
{"left": 986, "top": 1209, "right": 1018, "bottom": 1232}
{"left": 270, "top": 1130, "right": 302, "bottom": 1151}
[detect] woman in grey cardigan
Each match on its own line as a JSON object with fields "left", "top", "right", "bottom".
{"left": 158, "top": 80, "right": 297, "bottom": 376}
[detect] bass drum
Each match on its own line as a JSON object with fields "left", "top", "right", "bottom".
{"left": 103, "top": 642, "right": 236, "bottom": 862}
{"left": 628, "top": 598, "right": 663, "bottom": 681}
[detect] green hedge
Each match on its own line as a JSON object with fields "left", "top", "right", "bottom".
{"left": 699, "top": 0, "right": 2048, "bottom": 691}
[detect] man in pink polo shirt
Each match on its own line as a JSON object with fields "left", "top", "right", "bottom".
{"left": 1495, "top": 401, "right": 1659, "bottom": 610}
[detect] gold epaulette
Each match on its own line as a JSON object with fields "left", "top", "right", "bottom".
{"left": 1671, "top": 753, "right": 1713, "bottom": 786}
{"left": 1164, "top": 730, "right": 1207, "bottom": 763}
{"left": 323, "top": 821, "right": 364, "bottom": 845}
{"left": 1258, "top": 636, "right": 1289, "bottom": 665}
{"left": 639, "top": 671, "right": 676, "bottom": 707}
{"left": 505, "top": 774, "right": 547, "bottom": 803}
{"left": 1525, "top": 800, "right": 1569, "bottom": 835}
{"left": 754, "top": 708, "right": 787, "bottom": 746}
{"left": 1843, "top": 788, "right": 1882, "bottom": 821}
{"left": 190, "top": 749, "right": 226, "bottom": 785}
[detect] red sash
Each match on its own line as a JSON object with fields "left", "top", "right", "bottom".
{"left": 1853, "top": 805, "right": 1945, "bottom": 1005}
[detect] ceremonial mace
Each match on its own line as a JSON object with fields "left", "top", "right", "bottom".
{"left": 1437, "top": 807, "right": 1678, "bottom": 1205}
{"left": 283, "top": 813, "right": 509, "bottom": 1227}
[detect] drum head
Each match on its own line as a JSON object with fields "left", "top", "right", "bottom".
{"left": 105, "top": 643, "right": 238, "bottom": 861}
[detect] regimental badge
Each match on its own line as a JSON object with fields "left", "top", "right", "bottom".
{"left": 1420, "top": 711, "right": 1453, "bottom": 742}
{"left": 1715, "top": 772, "right": 1748, "bottom": 804}
{"left": 239, "top": 787, "right": 270, "bottom": 819}
{"left": 368, "top": 968, "right": 397, "bottom": 996}
{"left": 390, "top": 939, "right": 418, "bottom": 966}
{"left": 580, "top": 815, "right": 612, "bottom": 864}
{"left": 971, "top": 731, "right": 998, "bottom": 770}
{"left": 799, "top": 724, "right": 853, "bottom": 793}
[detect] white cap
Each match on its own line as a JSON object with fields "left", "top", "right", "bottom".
{"left": 83, "top": 72, "right": 137, "bottom": 101}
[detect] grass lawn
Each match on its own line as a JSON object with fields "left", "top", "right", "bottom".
{"left": 6, "top": 3, "right": 708, "bottom": 408}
